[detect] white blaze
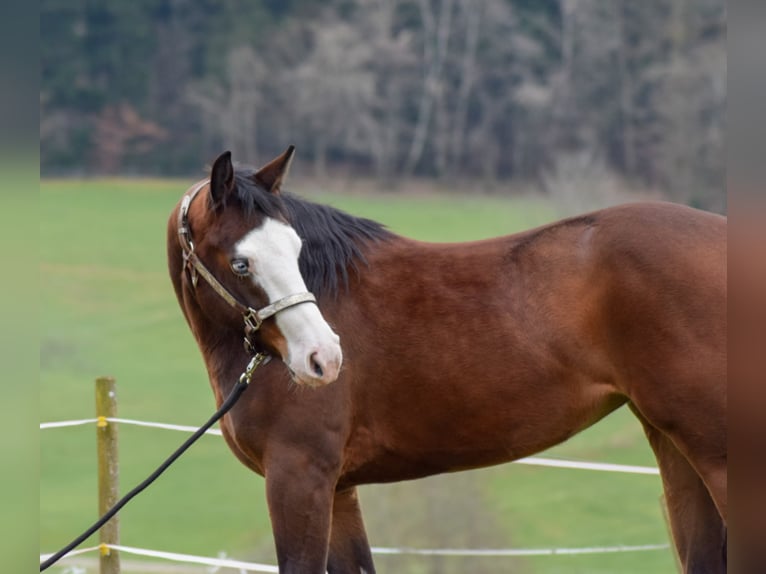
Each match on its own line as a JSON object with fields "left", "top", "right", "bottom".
{"left": 234, "top": 218, "right": 341, "bottom": 385}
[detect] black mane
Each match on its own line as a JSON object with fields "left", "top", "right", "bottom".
{"left": 232, "top": 168, "right": 394, "bottom": 297}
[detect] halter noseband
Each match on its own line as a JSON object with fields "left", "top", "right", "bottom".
{"left": 177, "top": 180, "right": 317, "bottom": 355}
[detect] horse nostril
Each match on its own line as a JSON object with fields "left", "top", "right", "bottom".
{"left": 310, "top": 352, "right": 324, "bottom": 378}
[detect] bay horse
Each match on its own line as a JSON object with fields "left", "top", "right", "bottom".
{"left": 167, "top": 148, "right": 727, "bottom": 574}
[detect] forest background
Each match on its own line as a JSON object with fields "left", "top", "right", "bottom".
{"left": 40, "top": 0, "right": 726, "bottom": 212}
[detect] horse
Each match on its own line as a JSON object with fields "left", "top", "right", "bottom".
{"left": 167, "top": 147, "right": 727, "bottom": 574}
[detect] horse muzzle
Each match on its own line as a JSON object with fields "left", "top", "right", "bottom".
{"left": 288, "top": 339, "right": 343, "bottom": 387}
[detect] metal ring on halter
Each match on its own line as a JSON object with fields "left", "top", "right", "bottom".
{"left": 244, "top": 308, "right": 262, "bottom": 332}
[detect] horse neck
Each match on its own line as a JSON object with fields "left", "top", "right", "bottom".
{"left": 183, "top": 297, "right": 248, "bottom": 397}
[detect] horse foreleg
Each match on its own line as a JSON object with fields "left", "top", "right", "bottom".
{"left": 265, "top": 453, "right": 338, "bottom": 574}
{"left": 632, "top": 409, "right": 727, "bottom": 574}
{"left": 327, "top": 487, "right": 376, "bottom": 574}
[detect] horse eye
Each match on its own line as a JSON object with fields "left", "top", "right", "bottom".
{"left": 230, "top": 258, "right": 250, "bottom": 276}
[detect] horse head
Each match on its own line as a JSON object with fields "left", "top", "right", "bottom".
{"left": 169, "top": 147, "right": 342, "bottom": 387}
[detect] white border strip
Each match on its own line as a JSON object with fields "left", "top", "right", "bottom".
{"left": 370, "top": 543, "right": 670, "bottom": 556}
{"left": 39, "top": 545, "right": 100, "bottom": 562}
{"left": 40, "top": 417, "right": 222, "bottom": 435}
{"left": 110, "top": 544, "right": 279, "bottom": 573}
{"left": 515, "top": 456, "right": 659, "bottom": 475}
{"left": 40, "top": 542, "right": 670, "bottom": 568}
{"left": 40, "top": 418, "right": 98, "bottom": 429}
{"left": 40, "top": 418, "right": 658, "bottom": 474}
{"left": 108, "top": 417, "right": 223, "bottom": 435}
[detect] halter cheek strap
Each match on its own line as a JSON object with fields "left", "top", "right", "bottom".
{"left": 177, "top": 180, "right": 317, "bottom": 354}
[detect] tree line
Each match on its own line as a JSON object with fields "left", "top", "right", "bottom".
{"left": 41, "top": 0, "right": 725, "bottom": 211}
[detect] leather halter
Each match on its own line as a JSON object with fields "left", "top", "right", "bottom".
{"left": 177, "top": 180, "right": 318, "bottom": 354}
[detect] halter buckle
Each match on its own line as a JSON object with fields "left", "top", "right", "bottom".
{"left": 243, "top": 308, "right": 262, "bottom": 333}
{"left": 243, "top": 309, "right": 262, "bottom": 354}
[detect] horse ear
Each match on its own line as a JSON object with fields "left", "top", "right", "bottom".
{"left": 254, "top": 145, "right": 295, "bottom": 195}
{"left": 210, "top": 150, "right": 235, "bottom": 206}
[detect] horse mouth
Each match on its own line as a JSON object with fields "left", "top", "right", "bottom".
{"left": 285, "top": 364, "right": 320, "bottom": 389}
{"left": 286, "top": 365, "right": 326, "bottom": 388}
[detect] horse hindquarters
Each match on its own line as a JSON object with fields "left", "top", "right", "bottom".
{"left": 595, "top": 206, "right": 727, "bottom": 569}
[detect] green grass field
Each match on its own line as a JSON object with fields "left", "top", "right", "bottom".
{"left": 40, "top": 179, "right": 677, "bottom": 573}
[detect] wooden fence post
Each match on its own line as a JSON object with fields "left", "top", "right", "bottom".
{"left": 96, "top": 376, "right": 120, "bottom": 574}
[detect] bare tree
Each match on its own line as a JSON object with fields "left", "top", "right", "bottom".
{"left": 359, "top": 0, "right": 420, "bottom": 181}
{"left": 284, "top": 20, "right": 378, "bottom": 178}
{"left": 187, "top": 45, "right": 263, "bottom": 163}
{"left": 653, "top": 0, "right": 726, "bottom": 210}
{"left": 403, "top": 0, "right": 456, "bottom": 176}
{"left": 91, "top": 103, "right": 167, "bottom": 173}
{"left": 553, "top": 0, "right": 622, "bottom": 156}
{"left": 446, "top": 0, "right": 482, "bottom": 178}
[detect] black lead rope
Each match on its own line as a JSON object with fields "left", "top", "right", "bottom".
{"left": 40, "top": 353, "right": 267, "bottom": 572}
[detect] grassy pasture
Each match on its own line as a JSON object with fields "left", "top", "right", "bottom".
{"left": 40, "top": 179, "right": 676, "bottom": 573}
